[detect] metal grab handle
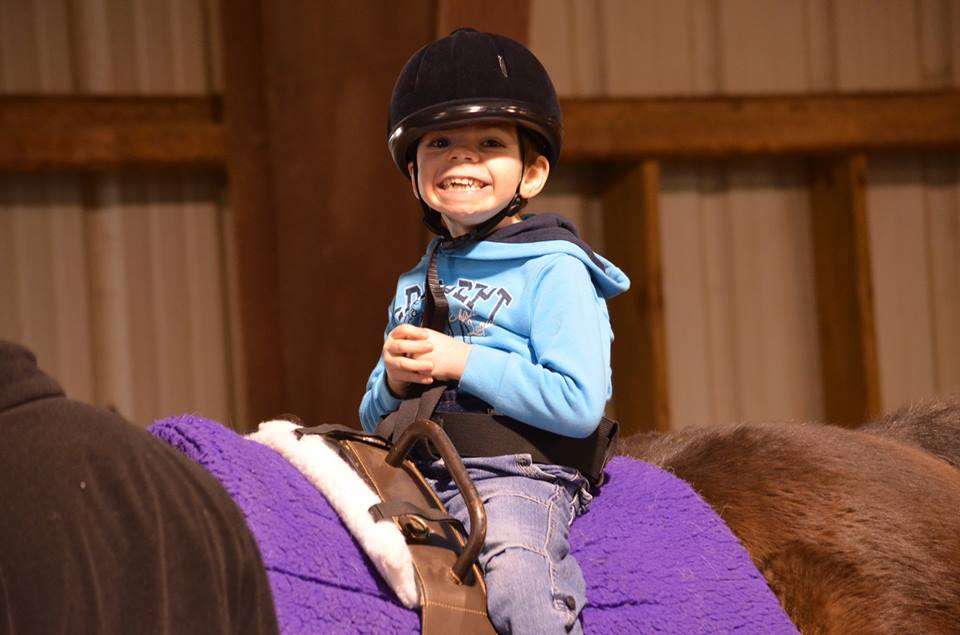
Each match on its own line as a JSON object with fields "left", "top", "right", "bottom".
{"left": 385, "top": 417, "right": 486, "bottom": 584}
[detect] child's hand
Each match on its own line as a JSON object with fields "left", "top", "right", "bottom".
{"left": 410, "top": 328, "right": 471, "bottom": 382}
{"left": 383, "top": 324, "right": 436, "bottom": 396}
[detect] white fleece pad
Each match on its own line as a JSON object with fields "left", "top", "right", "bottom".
{"left": 247, "top": 420, "right": 419, "bottom": 608}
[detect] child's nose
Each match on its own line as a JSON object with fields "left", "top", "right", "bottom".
{"left": 447, "top": 145, "right": 479, "bottom": 162}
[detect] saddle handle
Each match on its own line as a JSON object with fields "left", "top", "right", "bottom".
{"left": 385, "top": 417, "right": 486, "bottom": 584}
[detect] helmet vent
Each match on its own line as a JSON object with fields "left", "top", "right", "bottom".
{"left": 497, "top": 54, "right": 509, "bottom": 78}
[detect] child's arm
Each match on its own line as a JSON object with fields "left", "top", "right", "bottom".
{"left": 419, "top": 256, "right": 610, "bottom": 438}
{"left": 358, "top": 307, "right": 433, "bottom": 431}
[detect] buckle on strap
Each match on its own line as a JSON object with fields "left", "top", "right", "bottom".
{"left": 369, "top": 500, "right": 467, "bottom": 538}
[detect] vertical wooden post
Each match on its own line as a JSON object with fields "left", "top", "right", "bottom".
{"left": 602, "top": 161, "right": 670, "bottom": 434}
{"left": 220, "top": 0, "right": 283, "bottom": 427}
{"left": 809, "top": 153, "right": 881, "bottom": 426}
{"left": 221, "top": 1, "right": 435, "bottom": 428}
{"left": 221, "top": 0, "right": 533, "bottom": 429}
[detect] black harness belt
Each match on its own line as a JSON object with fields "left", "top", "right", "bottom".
{"left": 374, "top": 384, "right": 619, "bottom": 487}
{"left": 431, "top": 412, "right": 618, "bottom": 486}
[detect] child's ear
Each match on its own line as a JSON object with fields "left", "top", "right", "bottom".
{"left": 519, "top": 155, "right": 550, "bottom": 199}
{"left": 407, "top": 162, "right": 421, "bottom": 200}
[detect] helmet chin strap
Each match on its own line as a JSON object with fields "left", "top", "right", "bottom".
{"left": 412, "top": 137, "right": 526, "bottom": 246}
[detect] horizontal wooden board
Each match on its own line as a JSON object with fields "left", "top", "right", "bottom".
{"left": 2, "top": 92, "right": 959, "bottom": 171}
{"left": 0, "top": 95, "right": 224, "bottom": 171}
{"left": 562, "top": 92, "right": 960, "bottom": 161}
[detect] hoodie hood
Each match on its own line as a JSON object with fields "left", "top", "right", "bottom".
{"left": 436, "top": 213, "right": 630, "bottom": 299}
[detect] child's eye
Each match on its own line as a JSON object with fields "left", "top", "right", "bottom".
{"left": 481, "top": 138, "right": 505, "bottom": 148}
{"left": 428, "top": 137, "right": 449, "bottom": 149}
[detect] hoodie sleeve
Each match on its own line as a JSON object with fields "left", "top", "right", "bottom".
{"left": 358, "top": 303, "right": 403, "bottom": 432}
{"left": 458, "top": 255, "right": 610, "bottom": 438}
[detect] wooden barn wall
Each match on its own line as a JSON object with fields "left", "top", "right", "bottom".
{"left": 0, "top": 0, "right": 236, "bottom": 428}
{"left": 1, "top": 0, "right": 958, "bottom": 431}
{"left": 527, "top": 0, "right": 960, "bottom": 428}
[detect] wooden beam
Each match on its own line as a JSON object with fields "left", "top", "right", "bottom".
{"left": 0, "top": 95, "right": 223, "bottom": 171}
{"left": 221, "top": 2, "right": 435, "bottom": 429}
{"left": 602, "top": 161, "right": 670, "bottom": 434}
{"left": 436, "top": 0, "right": 530, "bottom": 42}
{"left": 561, "top": 91, "right": 960, "bottom": 161}
{"left": 221, "top": 0, "right": 283, "bottom": 428}
{"left": 810, "top": 154, "right": 881, "bottom": 427}
{"left": 4, "top": 91, "right": 960, "bottom": 172}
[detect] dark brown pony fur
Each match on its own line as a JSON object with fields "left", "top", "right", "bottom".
{"left": 861, "top": 397, "right": 960, "bottom": 470}
{"left": 618, "top": 399, "right": 960, "bottom": 634}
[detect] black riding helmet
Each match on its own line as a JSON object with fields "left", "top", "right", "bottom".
{"left": 387, "top": 28, "right": 562, "bottom": 240}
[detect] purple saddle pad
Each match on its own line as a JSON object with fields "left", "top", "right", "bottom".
{"left": 151, "top": 415, "right": 796, "bottom": 634}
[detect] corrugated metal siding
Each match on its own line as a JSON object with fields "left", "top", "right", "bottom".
{"left": 529, "top": 0, "right": 960, "bottom": 426}
{"left": 0, "top": 0, "right": 235, "bottom": 427}
{"left": 0, "top": 175, "right": 94, "bottom": 401}
{"left": 869, "top": 154, "right": 960, "bottom": 406}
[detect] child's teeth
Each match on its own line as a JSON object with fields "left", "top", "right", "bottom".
{"left": 442, "top": 177, "right": 485, "bottom": 190}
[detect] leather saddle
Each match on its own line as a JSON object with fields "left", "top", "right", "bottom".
{"left": 296, "top": 400, "right": 497, "bottom": 635}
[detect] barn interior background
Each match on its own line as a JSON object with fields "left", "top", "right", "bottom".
{"left": 1, "top": 0, "right": 958, "bottom": 436}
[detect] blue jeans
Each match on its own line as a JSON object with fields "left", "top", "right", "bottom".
{"left": 421, "top": 454, "right": 592, "bottom": 634}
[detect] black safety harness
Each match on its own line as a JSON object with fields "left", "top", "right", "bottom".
{"left": 374, "top": 217, "right": 619, "bottom": 487}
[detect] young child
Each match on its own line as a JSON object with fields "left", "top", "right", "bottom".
{"left": 360, "top": 28, "right": 629, "bottom": 633}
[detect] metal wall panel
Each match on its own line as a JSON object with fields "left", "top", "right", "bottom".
{"left": 870, "top": 155, "right": 960, "bottom": 406}
{"left": 0, "top": 0, "right": 235, "bottom": 427}
{"left": 924, "top": 156, "right": 960, "bottom": 395}
{"left": 0, "top": 175, "right": 94, "bottom": 402}
{"left": 530, "top": 0, "right": 960, "bottom": 426}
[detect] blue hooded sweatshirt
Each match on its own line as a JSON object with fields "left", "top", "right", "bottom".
{"left": 359, "top": 213, "right": 630, "bottom": 438}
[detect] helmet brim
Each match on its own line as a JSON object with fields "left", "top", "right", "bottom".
{"left": 388, "top": 98, "right": 562, "bottom": 177}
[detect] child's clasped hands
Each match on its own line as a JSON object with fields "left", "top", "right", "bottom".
{"left": 382, "top": 324, "right": 471, "bottom": 396}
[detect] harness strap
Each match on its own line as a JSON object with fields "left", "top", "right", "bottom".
{"left": 377, "top": 397, "right": 618, "bottom": 487}
{"left": 376, "top": 384, "right": 446, "bottom": 450}
{"left": 432, "top": 412, "right": 619, "bottom": 486}
{"left": 296, "top": 423, "right": 388, "bottom": 447}
{"left": 370, "top": 500, "right": 467, "bottom": 536}
{"left": 422, "top": 240, "right": 450, "bottom": 333}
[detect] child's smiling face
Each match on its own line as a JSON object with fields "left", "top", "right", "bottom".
{"left": 409, "top": 123, "right": 548, "bottom": 238}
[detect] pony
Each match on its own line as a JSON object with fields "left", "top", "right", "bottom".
{"left": 619, "top": 398, "right": 960, "bottom": 634}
